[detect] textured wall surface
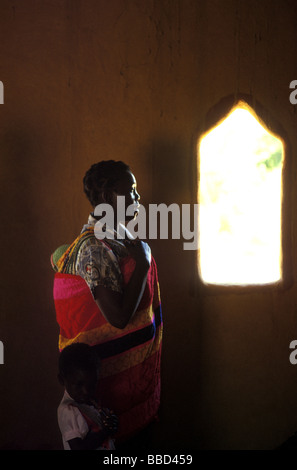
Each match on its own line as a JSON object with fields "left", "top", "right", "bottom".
{"left": 1, "top": 0, "right": 297, "bottom": 450}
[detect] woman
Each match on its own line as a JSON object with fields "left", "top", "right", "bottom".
{"left": 51, "top": 161, "right": 163, "bottom": 447}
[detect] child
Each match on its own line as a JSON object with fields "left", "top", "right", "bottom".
{"left": 57, "top": 342, "right": 118, "bottom": 450}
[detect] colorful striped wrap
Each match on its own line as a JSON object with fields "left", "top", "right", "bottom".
{"left": 53, "top": 229, "right": 163, "bottom": 441}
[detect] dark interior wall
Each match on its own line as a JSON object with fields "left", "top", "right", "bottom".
{"left": 1, "top": 0, "right": 297, "bottom": 450}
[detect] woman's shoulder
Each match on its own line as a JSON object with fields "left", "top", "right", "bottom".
{"left": 80, "top": 232, "right": 131, "bottom": 259}
{"left": 78, "top": 234, "right": 118, "bottom": 256}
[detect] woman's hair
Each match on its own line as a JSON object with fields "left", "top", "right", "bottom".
{"left": 83, "top": 160, "right": 131, "bottom": 207}
{"left": 58, "top": 343, "right": 100, "bottom": 378}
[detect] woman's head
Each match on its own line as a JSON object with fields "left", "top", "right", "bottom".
{"left": 83, "top": 160, "right": 132, "bottom": 207}
{"left": 83, "top": 160, "right": 140, "bottom": 221}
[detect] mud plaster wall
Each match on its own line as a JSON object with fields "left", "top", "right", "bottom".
{"left": 1, "top": 0, "right": 297, "bottom": 449}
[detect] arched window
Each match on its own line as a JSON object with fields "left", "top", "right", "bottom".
{"left": 198, "top": 101, "right": 284, "bottom": 286}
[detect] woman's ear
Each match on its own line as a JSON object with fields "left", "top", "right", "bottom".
{"left": 103, "top": 189, "right": 116, "bottom": 206}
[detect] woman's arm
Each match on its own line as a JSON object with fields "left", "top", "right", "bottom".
{"left": 94, "top": 240, "right": 151, "bottom": 329}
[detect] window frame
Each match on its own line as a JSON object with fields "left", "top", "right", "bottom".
{"left": 193, "top": 95, "right": 293, "bottom": 295}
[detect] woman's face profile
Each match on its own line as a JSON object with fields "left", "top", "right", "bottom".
{"left": 112, "top": 171, "right": 140, "bottom": 221}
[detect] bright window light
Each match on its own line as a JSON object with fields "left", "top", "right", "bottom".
{"left": 198, "top": 103, "right": 283, "bottom": 285}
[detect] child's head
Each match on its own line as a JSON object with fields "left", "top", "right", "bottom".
{"left": 58, "top": 343, "right": 100, "bottom": 404}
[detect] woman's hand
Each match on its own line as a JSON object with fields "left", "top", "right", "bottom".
{"left": 101, "top": 408, "right": 118, "bottom": 436}
{"left": 124, "top": 239, "right": 151, "bottom": 268}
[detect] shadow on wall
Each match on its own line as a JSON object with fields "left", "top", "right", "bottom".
{"left": 0, "top": 127, "right": 63, "bottom": 450}
{"left": 142, "top": 136, "right": 206, "bottom": 450}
